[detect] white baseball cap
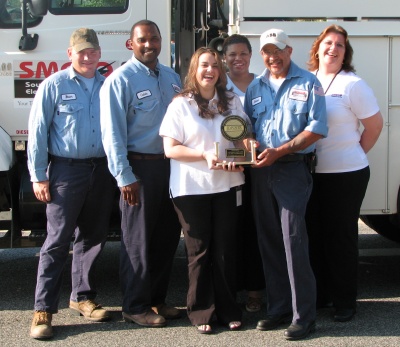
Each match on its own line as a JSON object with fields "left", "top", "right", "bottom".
{"left": 260, "top": 29, "right": 291, "bottom": 51}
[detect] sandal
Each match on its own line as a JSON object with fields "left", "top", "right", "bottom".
{"left": 196, "top": 324, "right": 213, "bottom": 334}
{"left": 229, "top": 321, "right": 242, "bottom": 331}
{"left": 246, "top": 297, "right": 263, "bottom": 313}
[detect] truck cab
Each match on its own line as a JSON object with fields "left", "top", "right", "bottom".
{"left": 0, "top": 0, "right": 173, "bottom": 247}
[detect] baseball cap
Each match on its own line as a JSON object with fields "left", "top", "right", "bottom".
{"left": 259, "top": 29, "right": 290, "bottom": 51}
{"left": 70, "top": 28, "right": 100, "bottom": 52}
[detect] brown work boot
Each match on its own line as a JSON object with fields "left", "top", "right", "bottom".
{"left": 30, "top": 311, "right": 53, "bottom": 339}
{"left": 152, "top": 303, "right": 181, "bottom": 319}
{"left": 122, "top": 310, "right": 166, "bottom": 327}
{"left": 69, "top": 300, "right": 110, "bottom": 322}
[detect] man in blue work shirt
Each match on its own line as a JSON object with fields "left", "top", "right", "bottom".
{"left": 100, "top": 20, "right": 182, "bottom": 328}
{"left": 244, "top": 28, "right": 328, "bottom": 341}
{"left": 28, "top": 28, "right": 116, "bottom": 339}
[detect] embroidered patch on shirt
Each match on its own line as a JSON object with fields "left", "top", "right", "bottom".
{"left": 313, "top": 85, "right": 325, "bottom": 97}
{"left": 289, "top": 88, "right": 308, "bottom": 101}
{"left": 137, "top": 90, "right": 152, "bottom": 99}
{"left": 252, "top": 96, "right": 261, "bottom": 105}
{"left": 331, "top": 94, "right": 343, "bottom": 98}
{"left": 61, "top": 93, "right": 76, "bottom": 101}
{"left": 172, "top": 84, "right": 181, "bottom": 93}
{"left": 58, "top": 104, "right": 70, "bottom": 113}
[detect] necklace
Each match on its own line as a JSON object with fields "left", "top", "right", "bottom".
{"left": 316, "top": 68, "right": 342, "bottom": 94}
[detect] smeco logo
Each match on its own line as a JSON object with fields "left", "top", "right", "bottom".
{"left": 13, "top": 60, "right": 116, "bottom": 99}
{"left": 15, "top": 60, "right": 115, "bottom": 79}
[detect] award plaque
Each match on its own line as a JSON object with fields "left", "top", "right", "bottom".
{"left": 215, "top": 110, "right": 257, "bottom": 166}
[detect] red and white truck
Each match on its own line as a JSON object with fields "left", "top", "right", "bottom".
{"left": 1, "top": 0, "right": 399, "bottom": 247}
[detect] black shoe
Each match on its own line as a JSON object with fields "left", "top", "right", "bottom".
{"left": 284, "top": 321, "right": 315, "bottom": 340}
{"left": 333, "top": 308, "right": 356, "bottom": 322}
{"left": 316, "top": 300, "right": 334, "bottom": 309}
{"left": 256, "top": 312, "right": 292, "bottom": 331}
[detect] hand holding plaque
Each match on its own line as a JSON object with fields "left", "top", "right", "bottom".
{"left": 215, "top": 110, "right": 256, "bottom": 167}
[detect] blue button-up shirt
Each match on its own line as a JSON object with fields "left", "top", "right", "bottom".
{"left": 100, "top": 56, "right": 182, "bottom": 187}
{"left": 28, "top": 67, "right": 106, "bottom": 182}
{"left": 244, "top": 61, "right": 328, "bottom": 153}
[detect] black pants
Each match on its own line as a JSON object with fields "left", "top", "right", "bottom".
{"left": 306, "top": 166, "right": 370, "bottom": 309}
{"left": 236, "top": 168, "right": 265, "bottom": 292}
{"left": 173, "top": 188, "right": 242, "bottom": 326}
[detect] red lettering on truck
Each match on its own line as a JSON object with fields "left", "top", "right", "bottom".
{"left": 17, "top": 61, "right": 114, "bottom": 79}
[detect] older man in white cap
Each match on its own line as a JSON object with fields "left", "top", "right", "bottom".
{"left": 244, "top": 28, "right": 328, "bottom": 340}
{"left": 28, "top": 28, "right": 116, "bottom": 339}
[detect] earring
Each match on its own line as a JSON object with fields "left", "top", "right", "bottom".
{"left": 315, "top": 53, "right": 319, "bottom": 59}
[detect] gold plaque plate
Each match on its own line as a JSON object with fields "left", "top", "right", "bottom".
{"left": 220, "top": 115, "right": 247, "bottom": 141}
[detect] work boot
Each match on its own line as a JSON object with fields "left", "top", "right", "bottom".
{"left": 152, "top": 303, "right": 181, "bottom": 319}
{"left": 69, "top": 300, "right": 111, "bottom": 322}
{"left": 30, "top": 311, "right": 53, "bottom": 339}
{"left": 122, "top": 310, "right": 166, "bottom": 327}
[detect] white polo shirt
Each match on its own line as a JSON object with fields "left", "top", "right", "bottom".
{"left": 315, "top": 70, "right": 380, "bottom": 173}
{"left": 160, "top": 92, "right": 246, "bottom": 197}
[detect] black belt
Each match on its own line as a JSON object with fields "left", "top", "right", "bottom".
{"left": 276, "top": 153, "right": 307, "bottom": 162}
{"left": 51, "top": 155, "right": 107, "bottom": 164}
{"left": 128, "top": 152, "right": 166, "bottom": 160}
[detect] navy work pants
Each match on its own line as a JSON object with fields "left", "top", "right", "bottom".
{"left": 120, "top": 158, "right": 181, "bottom": 315}
{"left": 251, "top": 161, "right": 316, "bottom": 324}
{"left": 34, "top": 157, "right": 116, "bottom": 313}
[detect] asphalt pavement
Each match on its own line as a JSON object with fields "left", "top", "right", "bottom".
{"left": 0, "top": 221, "right": 400, "bottom": 346}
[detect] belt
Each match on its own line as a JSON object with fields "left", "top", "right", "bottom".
{"left": 51, "top": 155, "right": 107, "bottom": 164}
{"left": 276, "top": 153, "right": 307, "bottom": 162}
{"left": 128, "top": 152, "right": 166, "bottom": 160}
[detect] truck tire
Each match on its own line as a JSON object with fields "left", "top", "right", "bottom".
{"left": 360, "top": 187, "right": 400, "bottom": 243}
{"left": 360, "top": 214, "right": 400, "bottom": 243}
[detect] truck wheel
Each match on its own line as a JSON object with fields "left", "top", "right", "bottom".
{"left": 360, "top": 214, "right": 400, "bottom": 243}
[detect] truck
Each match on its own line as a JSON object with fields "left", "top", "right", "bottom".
{"left": 1, "top": 0, "right": 400, "bottom": 248}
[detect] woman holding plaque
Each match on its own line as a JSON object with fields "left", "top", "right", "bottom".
{"left": 223, "top": 34, "right": 266, "bottom": 313}
{"left": 160, "top": 47, "right": 251, "bottom": 334}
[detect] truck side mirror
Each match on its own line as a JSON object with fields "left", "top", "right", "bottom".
{"left": 19, "top": 0, "right": 48, "bottom": 51}
{"left": 27, "top": 0, "right": 48, "bottom": 17}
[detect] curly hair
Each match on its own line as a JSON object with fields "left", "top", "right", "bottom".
{"left": 222, "top": 34, "right": 252, "bottom": 55}
{"left": 307, "top": 24, "right": 355, "bottom": 73}
{"left": 178, "top": 47, "right": 233, "bottom": 119}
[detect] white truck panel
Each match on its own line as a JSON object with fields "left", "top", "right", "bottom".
{"left": 240, "top": 0, "right": 399, "bottom": 19}
{"left": 234, "top": 18, "right": 399, "bottom": 215}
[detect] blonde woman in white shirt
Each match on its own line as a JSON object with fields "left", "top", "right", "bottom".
{"left": 306, "top": 24, "right": 383, "bottom": 323}
{"left": 160, "top": 47, "right": 252, "bottom": 334}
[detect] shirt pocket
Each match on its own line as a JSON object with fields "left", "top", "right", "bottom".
{"left": 284, "top": 99, "right": 308, "bottom": 138}
{"left": 55, "top": 102, "right": 84, "bottom": 135}
{"left": 132, "top": 98, "right": 159, "bottom": 126}
{"left": 251, "top": 104, "right": 266, "bottom": 134}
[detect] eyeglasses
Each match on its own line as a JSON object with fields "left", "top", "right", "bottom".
{"left": 262, "top": 48, "right": 286, "bottom": 56}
